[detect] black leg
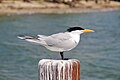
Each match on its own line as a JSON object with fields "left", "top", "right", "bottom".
{"left": 60, "top": 52, "right": 64, "bottom": 60}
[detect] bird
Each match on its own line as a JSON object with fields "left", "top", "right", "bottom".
{"left": 18, "top": 26, "right": 94, "bottom": 60}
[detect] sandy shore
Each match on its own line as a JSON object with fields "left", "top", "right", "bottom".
{"left": 0, "top": 1, "right": 120, "bottom": 15}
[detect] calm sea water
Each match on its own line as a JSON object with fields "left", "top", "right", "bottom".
{"left": 0, "top": 10, "right": 120, "bottom": 80}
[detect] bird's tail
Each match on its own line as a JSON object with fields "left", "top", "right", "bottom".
{"left": 17, "top": 35, "right": 34, "bottom": 40}
{"left": 17, "top": 35, "right": 46, "bottom": 45}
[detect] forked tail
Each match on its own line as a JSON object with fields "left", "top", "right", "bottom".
{"left": 17, "top": 35, "right": 46, "bottom": 45}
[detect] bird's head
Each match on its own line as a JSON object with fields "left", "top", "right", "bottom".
{"left": 67, "top": 26, "right": 94, "bottom": 34}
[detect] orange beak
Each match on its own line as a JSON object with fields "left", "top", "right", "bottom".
{"left": 82, "top": 29, "right": 95, "bottom": 33}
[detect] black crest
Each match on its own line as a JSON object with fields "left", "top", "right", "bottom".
{"left": 67, "top": 26, "right": 84, "bottom": 32}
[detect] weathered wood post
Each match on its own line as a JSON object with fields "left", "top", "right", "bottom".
{"left": 0, "top": 0, "right": 2, "bottom": 3}
{"left": 85, "top": 0, "right": 89, "bottom": 2}
{"left": 23, "top": 0, "right": 31, "bottom": 3}
{"left": 104, "top": 0, "right": 110, "bottom": 3}
{"left": 38, "top": 59, "right": 80, "bottom": 80}
{"left": 95, "top": 0, "right": 98, "bottom": 4}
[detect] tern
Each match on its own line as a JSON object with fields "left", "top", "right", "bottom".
{"left": 18, "top": 26, "right": 94, "bottom": 60}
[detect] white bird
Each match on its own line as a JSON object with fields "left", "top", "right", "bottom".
{"left": 18, "top": 26, "right": 94, "bottom": 59}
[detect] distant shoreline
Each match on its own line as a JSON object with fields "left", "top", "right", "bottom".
{"left": 0, "top": 8, "right": 120, "bottom": 15}
{"left": 0, "top": 1, "right": 120, "bottom": 15}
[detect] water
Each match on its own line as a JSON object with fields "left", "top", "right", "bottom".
{"left": 0, "top": 10, "right": 120, "bottom": 80}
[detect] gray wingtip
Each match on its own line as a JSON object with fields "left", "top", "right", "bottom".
{"left": 17, "top": 35, "right": 34, "bottom": 40}
{"left": 17, "top": 35, "right": 26, "bottom": 40}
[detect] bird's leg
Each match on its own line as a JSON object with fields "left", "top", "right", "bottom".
{"left": 60, "top": 52, "right": 64, "bottom": 60}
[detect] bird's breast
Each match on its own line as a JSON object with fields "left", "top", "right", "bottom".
{"left": 70, "top": 34, "right": 80, "bottom": 44}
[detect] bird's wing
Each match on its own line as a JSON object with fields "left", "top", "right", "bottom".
{"left": 44, "top": 32, "right": 73, "bottom": 48}
{"left": 37, "top": 35, "right": 47, "bottom": 38}
{"left": 50, "top": 32, "right": 71, "bottom": 40}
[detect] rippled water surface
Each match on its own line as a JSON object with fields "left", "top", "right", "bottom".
{"left": 0, "top": 10, "right": 120, "bottom": 80}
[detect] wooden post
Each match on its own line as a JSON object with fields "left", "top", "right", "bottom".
{"left": 38, "top": 59, "right": 80, "bottom": 80}
{"left": 0, "top": 0, "right": 2, "bottom": 3}
{"left": 104, "top": 0, "right": 110, "bottom": 3}
{"left": 85, "top": 0, "right": 89, "bottom": 2}
{"left": 95, "top": 0, "right": 98, "bottom": 4}
{"left": 23, "top": 0, "right": 31, "bottom": 3}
